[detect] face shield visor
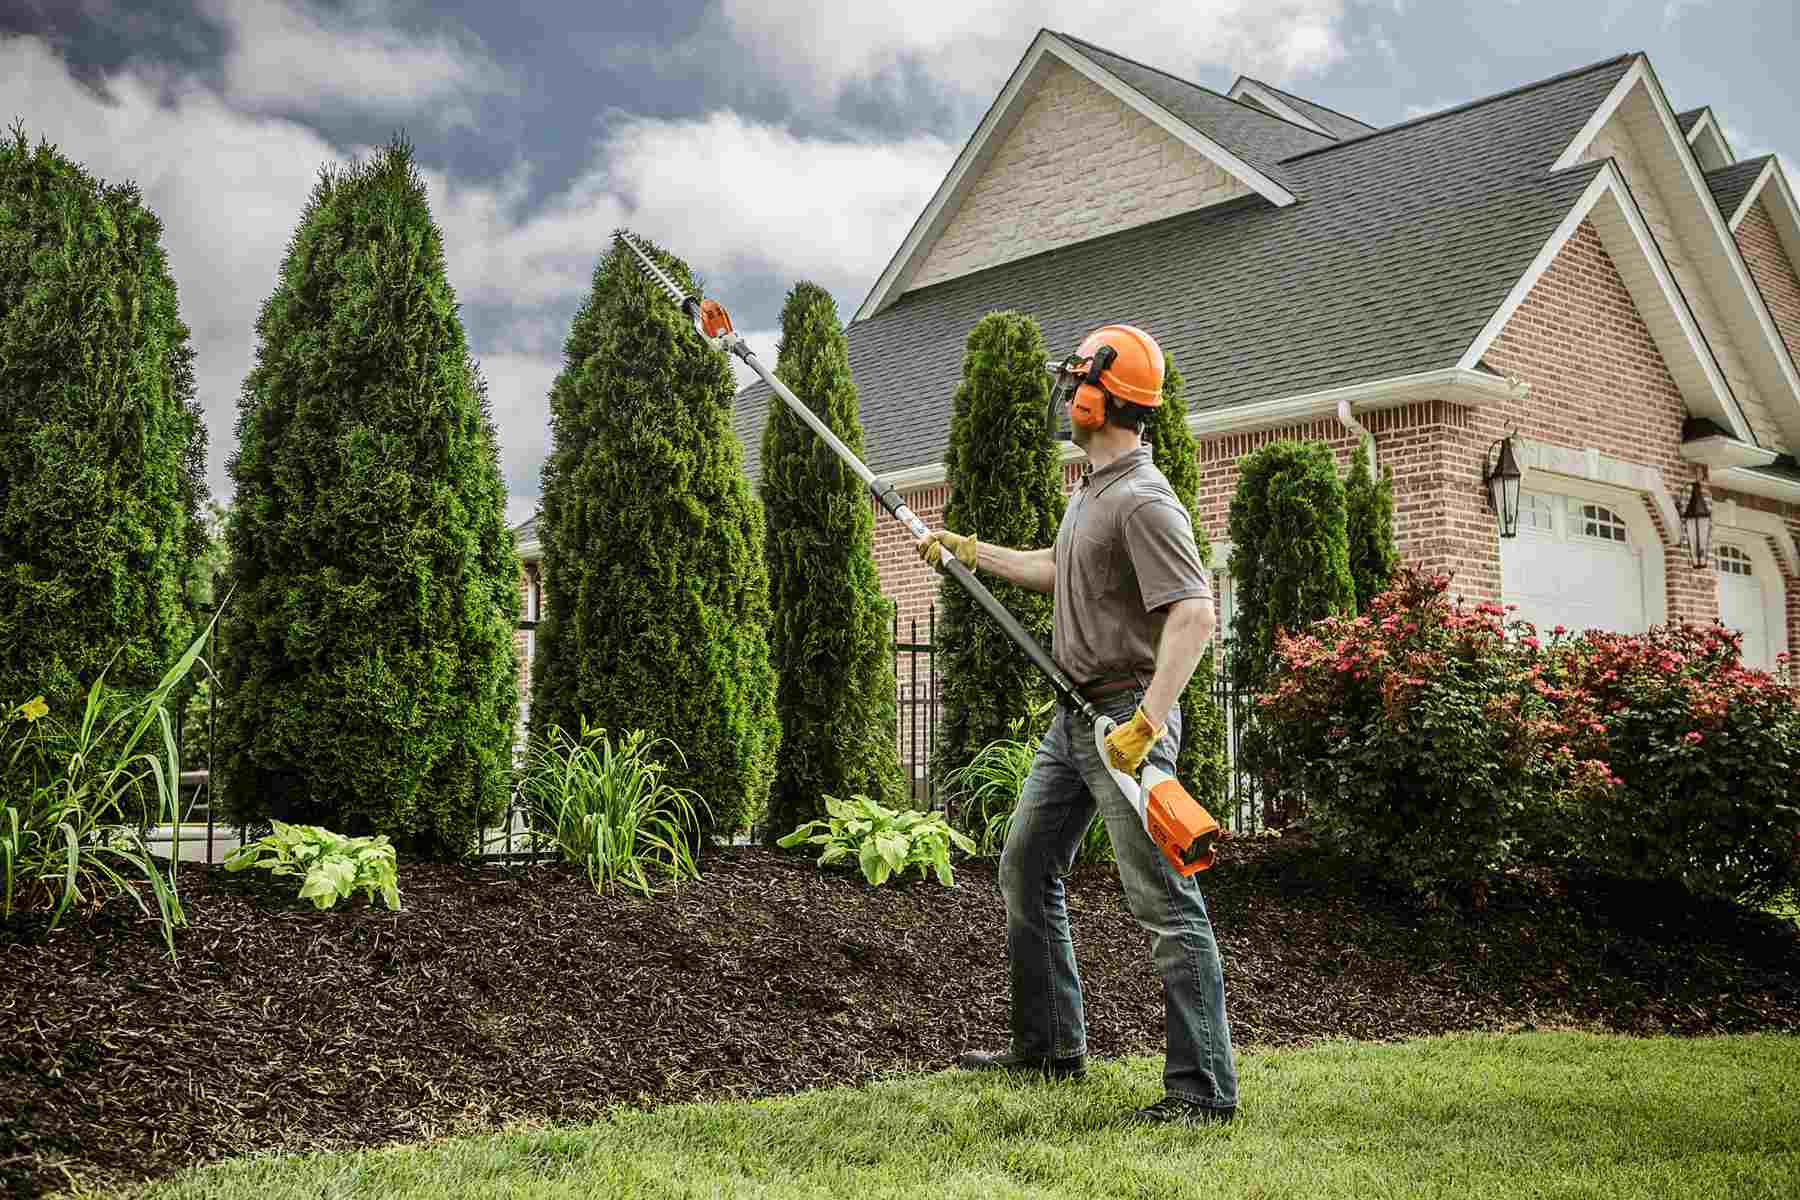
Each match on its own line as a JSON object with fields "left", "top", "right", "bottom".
{"left": 1044, "top": 344, "right": 1117, "bottom": 442}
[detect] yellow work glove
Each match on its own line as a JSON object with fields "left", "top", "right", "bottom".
{"left": 1104, "top": 706, "right": 1167, "bottom": 774}
{"left": 918, "top": 529, "right": 978, "bottom": 572}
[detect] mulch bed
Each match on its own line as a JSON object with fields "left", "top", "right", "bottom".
{"left": 3, "top": 833, "right": 1798, "bottom": 1198}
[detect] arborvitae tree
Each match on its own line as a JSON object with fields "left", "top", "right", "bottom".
{"left": 531, "top": 233, "right": 778, "bottom": 843}
{"left": 1141, "top": 357, "right": 1227, "bottom": 805}
{"left": 760, "top": 282, "right": 905, "bottom": 838}
{"left": 1344, "top": 434, "right": 1398, "bottom": 613}
{"left": 1226, "top": 440, "right": 1355, "bottom": 694}
{"left": 218, "top": 139, "right": 521, "bottom": 860}
{"left": 0, "top": 124, "right": 208, "bottom": 784}
{"left": 936, "top": 311, "right": 1064, "bottom": 811}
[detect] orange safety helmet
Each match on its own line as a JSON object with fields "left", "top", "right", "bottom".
{"left": 1053, "top": 324, "right": 1166, "bottom": 436}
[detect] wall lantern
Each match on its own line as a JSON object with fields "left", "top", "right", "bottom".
{"left": 1484, "top": 433, "right": 1523, "bottom": 538}
{"left": 1678, "top": 480, "right": 1713, "bottom": 569}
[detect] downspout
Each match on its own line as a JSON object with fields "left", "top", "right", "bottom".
{"left": 1336, "top": 399, "right": 1374, "bottom": 474}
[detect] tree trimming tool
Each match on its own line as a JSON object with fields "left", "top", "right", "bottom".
{"left": 613, "top": 230, "right": 1221, "bottom": 874}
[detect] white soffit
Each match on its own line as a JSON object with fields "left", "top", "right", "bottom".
{"left": 1684, "top": 108, "right": 1734, "bottom": 171}
{"left": 1457, "top": 163, "right": 1754, "bottom": 444}
{"left": 853, "top": 31, "right": 1295, "bottom": 323}
{"left": 1555, "top": 56, "right": 1800, "bottom": 447}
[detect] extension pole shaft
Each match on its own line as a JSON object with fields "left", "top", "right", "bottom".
{"left": 613, "top": 231, "right": 1099, "bottom": 726}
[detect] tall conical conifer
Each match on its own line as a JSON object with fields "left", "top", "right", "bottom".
{"left": 0, "top": 125, "right": 209, "bottom": 812}
{"left": 760, "top": 282, "right": 904, "bottom": 838}
{"left": 218, "top": 139, "right": 521, "bottom": 859}
{"left": 1141, "top": 357, "right": 1228, "bottom": 804}
{"left": 936, "top": 312, "right": 1064, "bottom": 810}
{"left": 1344, "top": 435, "right": 1398, "bottom": 613}
{"left": 531, "top": 233, "right": 778, "bottom": 842}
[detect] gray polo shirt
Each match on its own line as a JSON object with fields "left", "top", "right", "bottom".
{"left": 1053, "top": 446, "right": 1213, "bottom": 687}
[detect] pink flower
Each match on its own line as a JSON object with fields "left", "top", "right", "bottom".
{"left": 1683, "top": 730, "right": 1703, "bottom": 745}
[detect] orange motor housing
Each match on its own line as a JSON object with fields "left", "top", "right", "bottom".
{"left": 1143, "top": 768, "right": 1222, "bottom": 876}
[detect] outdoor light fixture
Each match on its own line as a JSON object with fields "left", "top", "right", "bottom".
{"left": 1678, "top": 479, "right": 1713, "bottom": 569}
{"left": 1484, "top": 433, "right": 1523, "bottom": 538}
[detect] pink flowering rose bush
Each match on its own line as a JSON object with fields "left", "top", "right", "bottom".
{"left": 1540, "top": 624, "right": 1800, "bottom": 905}
{"left": 1258, "top": 568, "right": 1614, "bottom": 896}
{"left": 1259, "top": 567, "right": 1800, "bottom": 905}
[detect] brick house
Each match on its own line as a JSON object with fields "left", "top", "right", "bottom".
{"left": 517, "top": 31, "right": 1800, "bottom": 728}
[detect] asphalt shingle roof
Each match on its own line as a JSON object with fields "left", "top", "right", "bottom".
{"left": 1676, "top": 107, "right": 1707, "bottom": 134}
{"left": 1051, "top": 34, "right": 1334, "bottom": 178}
{"left": 732, "top": 51, "right": 1634, "bottom": 484}
{"left": 1706, "top": 156, "right": 1772, "bottom": 222}
{"left": 1238, "top": 77, "right": 1379, "bottom": 140}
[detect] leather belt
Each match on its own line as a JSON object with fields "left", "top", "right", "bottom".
{"left": 1066, "top": 675, "right": 1143, "bottom": 706}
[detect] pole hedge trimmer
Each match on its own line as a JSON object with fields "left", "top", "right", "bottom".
{"left": 614, "top": 231, "right": 1220, "bottom": 875}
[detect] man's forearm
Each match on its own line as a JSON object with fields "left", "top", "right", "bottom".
{"left": 1141, "top": 600, "right": 1216, "bottom": 727}
{"left": 973, "top": 544, "right": 1055, "bottom": 593}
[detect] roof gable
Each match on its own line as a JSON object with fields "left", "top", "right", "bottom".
{"left": 737, "top": 54, "right": 1634, "bottom": 483}
{"left": 1680, "top": 106, "right": 1735, "bottom": 170}
{"left": 1555, "top": 56, "right": 1800, "bottom": 449}
{"left": 1226, "top": 77, "right": 1378, "bottom": 141}
{"left": 1708, "top": 156, "right": 1774, "bottom": 225}
{"left": 851, "top": 30, "right": 1303, "bottom": 322}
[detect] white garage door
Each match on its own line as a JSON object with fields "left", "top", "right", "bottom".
{"left": 1501, "top": 491, "right": 1647, "bottom": 636}
{"left": 1714, "top": 544, "right": 1773, "bottom": 669}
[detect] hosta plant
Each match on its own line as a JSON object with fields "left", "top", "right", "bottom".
{"left": 224, "top": 820, "right": 400, "bottom": 912}
{"left": 520, "top": 720, "right": 709, "bottom": 896}
{"left": 778, "top": 793, "right": 977, "bottom": 887}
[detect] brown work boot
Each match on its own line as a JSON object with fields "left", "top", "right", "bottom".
{"left": 955, "top": 1048, "right": 1087, "bottom": 1080}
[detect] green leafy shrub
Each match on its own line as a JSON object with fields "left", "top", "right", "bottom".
{"left": 935, "top": 312, "right": 1065, "bottom": 813}
{"left": 217, "top": 139, "right": 521, "bottom": 860}
{"left": 1141, "top": 354, "right": 1227, "bottom": 803}
{"left": 1257, "top": 568, "right": 1613, "bottom": 897}
{"left": 1344, "top": 435, "right": 1397, "bottom": 614}
{"left": 1226, "top": 439, "right": 1355, "bottom": 694}
{"left": 778, "top": 794, "right": 977, "bottom": 886}
{"left": 1, "top": 620, "right": 214, "bottom": 959}
{"left": 0, "top": 124, "right": 211, "bottom": 812}
{"left": 531, "top": 233, "right": 777, "bottom": 843}
{"left": 1540, "top": 624, "right": 1800, "bottom": 905}
{"left": 521, "top": 720, "right": 709, "bottom": 896}
{"left": 760, "top": 281, "right": 905, "bottom": 837}
{"left": 223, "top": 820, "right": 400, "bottom": 911}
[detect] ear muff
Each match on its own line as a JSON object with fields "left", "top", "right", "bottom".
{"left": 1067, "top": 343, "right": 1117, "bottom": 432}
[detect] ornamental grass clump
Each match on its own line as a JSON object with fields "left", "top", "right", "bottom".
{"left": 943, "top": 697, "right": 1111, "bottom": 863}
{"left": 521, "top": 720, "right": 710, "bottom": 897}
{"left": 1257, "top": 568, "right": 1615, "bottom": 898}
{"left": 1540, "top": 625, "right": 1800, "bottom": 905}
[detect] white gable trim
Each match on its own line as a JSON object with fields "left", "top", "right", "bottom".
{"left": 853, "top": 32, "right": 1294, "bottom": 323}
{"left": 1684, "top": 108, "right": 1734, "bottom": 169}
{"left": 1225, "top": 80, "right": 1333, "bottom": 138}
{"left": 1726, "top": 159, "right": 1779, "bottom": 229}
{"left": 1554, "top": 56, "right": 1800, "bottom": 429}
{"left": 1457, "top": 162, "right": 1754, "bottom": 443}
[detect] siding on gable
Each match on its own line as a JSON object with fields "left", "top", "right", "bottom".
{"left": 1582, "top": 126, "right": 1788, "bottom": 453}
{"left": 1735, "top": 198, "right": 1800, "bottom": 372}
{"left": 908, "top": 60, "right": 1250, "bottom": 293}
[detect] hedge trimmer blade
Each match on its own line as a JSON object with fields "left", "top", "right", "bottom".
{"left": 613, "top": 231, "right": 736, "bottom": 351}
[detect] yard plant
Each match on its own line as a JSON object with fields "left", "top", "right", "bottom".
{"left": 943, "top": 698, "right": 1111, "bottom": 864}
{"left": 778, "top": 792, "right": 977, "bottom": 886}
{"left": 217, "top": 138, "right": 521, "bottom": 860}
{"left": 530, "top": 232, "right": 778, "bottom": 843}
{"left": 934, "top": 311, "right": 1064, "bottom": 815}
{"left": 0, "top": 124, "right": 211, "bottom": 817}
{"left": 223, "top": 820, "right": 401, "bottom": 912}
{"left": 520, "top": 719, "right": 709, "bottom": 896}
{"left": 760, "top": 281, "right": 906, "bottom": 836}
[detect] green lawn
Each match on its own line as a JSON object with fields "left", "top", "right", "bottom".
{"left": 86, "top": 1032, "right": 1800, "bottom": 1200}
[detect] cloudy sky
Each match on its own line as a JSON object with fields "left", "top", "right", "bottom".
{"left": 3, "top": 0, "right": 1795, "bottom": 529}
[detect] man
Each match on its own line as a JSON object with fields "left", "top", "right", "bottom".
{"left": 919, "top": 323, "right": 1236, "bottom": 1125}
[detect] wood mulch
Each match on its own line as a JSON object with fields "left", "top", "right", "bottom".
{"left": 3, "top": 833, "right": 1797, "bottom": 1198}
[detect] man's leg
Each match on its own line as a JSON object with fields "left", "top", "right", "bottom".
{"left": 961, "top": 705, "right": 1096, "bottom": 1073}
{"left": 1080, "top": 694, "right": 1238, "bottom": 1114}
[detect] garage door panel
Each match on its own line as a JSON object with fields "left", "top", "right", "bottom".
{"left": 1500, "top": 492, "right": 1646, "bottom": 636}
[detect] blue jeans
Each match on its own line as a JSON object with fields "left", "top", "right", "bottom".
{"left": 998, "top": 690, "right": 1237, "bottom": 1109}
